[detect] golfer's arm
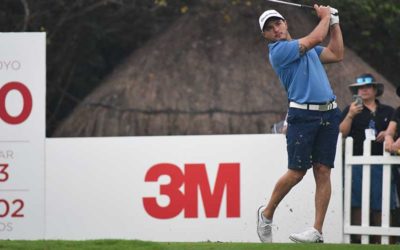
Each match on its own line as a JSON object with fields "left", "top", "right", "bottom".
{"left": 298, "top": 16, "right": 330, "bottom": 54}
{"left": 320, "top": 24, "right": 344, "bottom": 63}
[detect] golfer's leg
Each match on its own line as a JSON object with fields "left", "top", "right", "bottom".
{"left": 263, "top": 169, "right": 306, "bottom": 220}
{"left": 311, "top": 109, "right": 340, "bottom": 233}
{"left": 313, "top": 163, "right": 331, "bottom": 233}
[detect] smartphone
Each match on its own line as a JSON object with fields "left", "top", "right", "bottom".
{"left": 352, "top": 95, "right": 362, "bottom": 106}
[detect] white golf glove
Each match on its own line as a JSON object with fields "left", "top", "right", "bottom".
{"left": 330, "top": 7, "right": 339, "bottom": 26}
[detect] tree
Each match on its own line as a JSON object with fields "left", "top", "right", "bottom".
{"left": 0, "top": 0, "right": 192, "bottom": 135}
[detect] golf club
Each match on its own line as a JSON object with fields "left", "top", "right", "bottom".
{"left": 266, "top": 0, "right": 314, "bottom": 9}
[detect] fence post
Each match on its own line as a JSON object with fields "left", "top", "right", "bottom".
{"left": 381, "top": 148, "right": 392, "bottom": 244}
{"left": 344, "top": 138, "right": 353, "bottom": 243}
{"left": 361, "top": 139, "right": 372, "bottom": 244}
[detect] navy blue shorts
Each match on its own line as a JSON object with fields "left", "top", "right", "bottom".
{"left": 286, "top": 107, "right": 341, "bottom": 170}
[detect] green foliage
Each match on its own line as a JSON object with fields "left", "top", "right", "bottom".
{"left": 0, "top": 0, "right": 193, "bottom": 135}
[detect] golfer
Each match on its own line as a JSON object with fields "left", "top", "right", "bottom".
{"left": 256, "top": 5, "right": 343, "bottom": 243}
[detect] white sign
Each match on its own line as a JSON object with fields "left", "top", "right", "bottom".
{"left": 46, "top": 135, "right": 343, "bottom": 243}
{"left": 0, "top": 33, "right": 46, "bottom": 239}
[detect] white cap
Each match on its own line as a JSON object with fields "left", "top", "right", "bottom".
{"left": 259, "top": 10, "right": 285, "bottom": 31}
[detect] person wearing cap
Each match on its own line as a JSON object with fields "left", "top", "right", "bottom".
{"left": 385, "top": 86, "right": 400, "bottom": 155}
{"left": 340, "top": 73, "right": 397, "bottom": 244}
{"left": 256, "top": 5, "right": 343, "bottom": 244}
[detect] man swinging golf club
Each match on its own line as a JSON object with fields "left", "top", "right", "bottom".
{"left": 257, "top": 4, "right": 343, "bottom": 243}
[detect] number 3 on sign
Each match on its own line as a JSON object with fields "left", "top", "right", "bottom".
{"left": 0, "top": 163, "right": 9, "bottom": 182}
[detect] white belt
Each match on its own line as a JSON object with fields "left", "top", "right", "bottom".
{"left": 289, "top": 101, "right": 337, "bottom": 111}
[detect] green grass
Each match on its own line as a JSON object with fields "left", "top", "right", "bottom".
{"left": 0, "top": 240, "right": 399, "bottom": 250}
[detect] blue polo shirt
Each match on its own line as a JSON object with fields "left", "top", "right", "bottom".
{"left": 268, "top": 39, "right": 336, "bottom": 104}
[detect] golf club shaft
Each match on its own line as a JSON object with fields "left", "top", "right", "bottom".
{"left": 266, "top": 0, "right": 314, "bottom": 9}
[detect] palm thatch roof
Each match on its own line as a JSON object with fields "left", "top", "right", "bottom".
{"left": 53, "top": 1, "right": 399, "bottom": 137}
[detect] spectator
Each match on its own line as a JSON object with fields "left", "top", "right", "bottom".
{"left": 339, "top": 73, "right": 398, "bottom": 244}
{"left": 385, "top": 86, "right": 400, "bottom": 154}
{"left": 271, "top": 113, "right": 288, "bottom": 134}
{"left": 384, "top": 86, "right": 400, "bottom": 244}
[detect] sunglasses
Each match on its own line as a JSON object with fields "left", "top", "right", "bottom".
{"left": 356, "top": 76, "right": 373, "bottom": 84}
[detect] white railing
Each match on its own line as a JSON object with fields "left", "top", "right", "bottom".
{"left": 344, "top": 137, "right": 400, "bottom": 244}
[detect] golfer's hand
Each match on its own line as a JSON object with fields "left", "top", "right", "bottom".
{"left": 347, "top": 102, "right": 362, "bottom": 119}
{"left": 314, "top": 5, "right": 331, "bottom": 20}
{"left": 329, "top": 7, "right": 339, "bottom": 26}
{"left": 376, "top": 131, "right": 386, "bottom": 143}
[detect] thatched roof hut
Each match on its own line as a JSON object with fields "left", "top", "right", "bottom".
{"left": 54, "top": 1, "right": 399, "bottom": 137}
